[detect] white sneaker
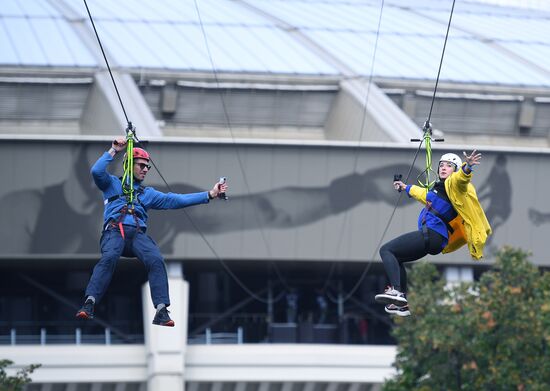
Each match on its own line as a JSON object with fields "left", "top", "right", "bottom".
{"left": 375, "top": 286, "right": 408, "bottom": 305}
{"left": 385, "top": 304, "right": 411, "bottom": 317}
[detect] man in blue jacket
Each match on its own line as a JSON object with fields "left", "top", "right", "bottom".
{"left": 76, "top": 137, "right": 228, "bottom": 327}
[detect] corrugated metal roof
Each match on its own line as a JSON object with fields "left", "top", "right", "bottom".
{"left": 419, "top": 9, "right": 550, "bottom": 43}
{"left": 76, "top": 0, "right": 337, "bottom": 74}
{"left": 1, "top": 0, "right": 550, "bottom": 85}
{"left": 251, "top": 0, "right": 550, "bottom": 86}
{"left": 0, "top": 0, "right": 96, "bottom": 67}
{"left": 502, "top": 42, "right": 550, "bottom": 74}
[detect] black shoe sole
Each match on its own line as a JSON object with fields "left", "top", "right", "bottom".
{"left": 384, "top": 307, "right": 411, "bottom": 317}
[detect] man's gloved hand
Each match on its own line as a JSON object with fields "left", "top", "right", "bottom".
{"left": 112, "top": 137, "right": 127, "bottom": 153}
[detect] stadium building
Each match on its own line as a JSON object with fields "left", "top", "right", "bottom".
{"left": 1, "top": 0, "right": 550, "bottom": 390}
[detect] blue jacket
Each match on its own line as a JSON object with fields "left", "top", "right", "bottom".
{"left": 405, "top": 181, "right": 457, "bottom": 249}
{"left": 91, "top": 152, "right": 209, "bottom": 229}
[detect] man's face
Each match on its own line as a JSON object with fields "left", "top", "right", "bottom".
{"left": 133, "top": 158, "right": 151, "bottom": 181}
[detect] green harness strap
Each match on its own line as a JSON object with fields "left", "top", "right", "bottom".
{"left": 121, "top": 124, "right": 136, "bottom": 204}
{"left": 416, "top": 122, "right": 439, "bottom": 194}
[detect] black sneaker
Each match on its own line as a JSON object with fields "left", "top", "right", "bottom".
{"left": 375, "top": 286, "right": 408, "bottom": 305}
{"left": 385, "top": 304, "right": 411, "bottom": 317}
{"left": 152, "top": 307, "right": 175, "bottom": 327}
{"left": 76, "top": 299, "right": 94, "bottom": 320}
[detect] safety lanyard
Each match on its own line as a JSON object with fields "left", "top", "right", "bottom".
{"left": 121, "top": 123, "right": 136, "bottom": 204}
{"left": 413, "top": 121, "right": 443, "bottom": 194}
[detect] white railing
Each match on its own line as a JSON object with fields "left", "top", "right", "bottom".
{"left": 2, "top": 327, "right": 143, "bottom": 345}
{"left": 3, "top": 344, "right": 396, "bottom": 384}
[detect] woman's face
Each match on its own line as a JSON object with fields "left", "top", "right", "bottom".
{"left": 438, "top": 161, "right": 456, "bottom": 179}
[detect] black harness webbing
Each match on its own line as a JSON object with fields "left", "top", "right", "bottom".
{"left": 103, "top": 181, "right": 146, "bottom": 239}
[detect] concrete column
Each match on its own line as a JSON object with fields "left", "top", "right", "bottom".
{"left": 142, "top": 274, "right": 189, "bottom": 391}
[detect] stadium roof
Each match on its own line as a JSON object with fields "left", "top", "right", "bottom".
{"left": 1, "top": 0, "right": 550, "bottom": 86}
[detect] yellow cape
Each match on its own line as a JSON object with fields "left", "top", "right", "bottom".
{"left": 408, "top": 164, "right": 492, "bottom": 259}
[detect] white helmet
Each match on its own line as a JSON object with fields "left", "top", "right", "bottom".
{"left": 439, "top": 153, "right": 462, "bottom": 171}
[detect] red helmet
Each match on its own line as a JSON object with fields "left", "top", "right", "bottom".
{"left": 132, "top": 147, "right": 150, "bottom": 161}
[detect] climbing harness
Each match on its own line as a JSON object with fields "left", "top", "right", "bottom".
{"left": 111, "top": 124, "right": 142, "bottom": 239}
{"left": 103, "top": 180, "right": 146, "bottom": 239}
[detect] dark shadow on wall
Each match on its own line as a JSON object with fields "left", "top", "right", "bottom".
{"left": 0, "top": 145, "right": 421, "bottom": 255}
{"left": 476, "top": 154, "right": 512, "bottom": 253}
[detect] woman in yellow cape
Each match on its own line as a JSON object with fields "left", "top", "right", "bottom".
{"left": 375, "top": 150, "right": 491, "bottom": 317}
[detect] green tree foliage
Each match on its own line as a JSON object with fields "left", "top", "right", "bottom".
{"left": 384, "top": 247, "right": 550, "bottom": 391}
{"left": 0, "top": 359, "right": 41, "bottom": 391}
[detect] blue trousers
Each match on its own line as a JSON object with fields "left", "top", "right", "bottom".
{"left": 85, "top": 225, "right": 170, "bottom": 307}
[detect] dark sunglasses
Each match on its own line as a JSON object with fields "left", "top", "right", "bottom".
{"left": 135, "top": 162, "right": 151, "bottom": 170}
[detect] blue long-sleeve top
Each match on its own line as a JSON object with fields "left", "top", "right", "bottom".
{"left": 91, "top": 152, "right": 209, "bottom": 229}
{"left": 405, "top": 181, "right": 458, "bottom": 249}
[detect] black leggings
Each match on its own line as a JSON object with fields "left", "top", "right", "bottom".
{"left": 379, "top": 229, "right": 445, "bottom": 293}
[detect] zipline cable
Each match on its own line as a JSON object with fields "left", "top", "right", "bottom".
{"left": 83, "top": 0, "right": 130, "bottom": 125}
{"left": 84, "top": 0, "right": 137, "bottom": 202}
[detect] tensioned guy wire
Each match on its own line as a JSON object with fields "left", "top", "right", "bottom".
{"left": 193, "top": 0, "right": 291, "bottom": 292}
{"left": 322, "top": 0, "right": 387, "bottom": 295}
